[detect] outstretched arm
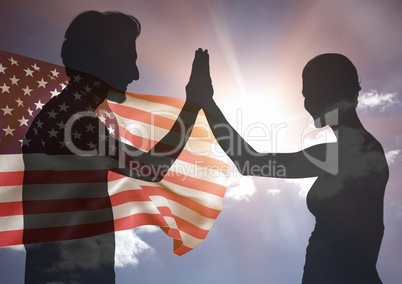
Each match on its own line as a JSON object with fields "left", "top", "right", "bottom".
{"left": 197, "top": 54, "right": 332, "bottom": 178}
{"left": 113, "top": 49, "right": 211, "bottom": 181}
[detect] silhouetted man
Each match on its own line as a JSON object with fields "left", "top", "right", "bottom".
{"left": 22, "top": 11, "right": 209, "bottom": 283}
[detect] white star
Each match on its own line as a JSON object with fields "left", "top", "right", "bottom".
{"left": 37, "top": 78, "right": 48, "bottom": 88}
{"left": 0, "top": 63, "right": 7, "bottom": 74}
{"left": 99, "top": 132, "right": 108, "bottom": 142}
{"left": 31, "top": 63, "right": 40, "bottom": 71}
{"left": 22, "top": 85, "right": 33, "bottom": 96}
{"left": 84, "top": 85, "right": 92, "bottom": 93}
{"left": 0, "top": 83, "right": 10, "bottom": 93}
{"left": 24, "top": 68, "right": 34, "bottom": 77}
{"left": 59, "top": 140, "right": 68, "bottom": 148}
{"left": 1, "top": 105, "right": 13, "bottom": 115}
{"left": 50, "top": 68, "right": 60, "bottom": 77}
{"left": 34, "top": 100, "right": 45, "bottom": 110}
{"left": 98, "top": 115, "right": 107, "bottom": 123}
{"left": 33, "top": 127, "right": 39, "bottom": 135}
{"left": 19, "top": 138, "right": 31, "bottom": 146}
{"left": 50, "top": 88, "right": 60, "bottom": 98}
{"left": 107, "top": 126, "right": 115, "bottom": 135}
{"left": 47, "top": 109, "right": 57, "bottom": 119}
{"left": 15, "top": 97, "right": 24, "bottom": 106}
{"left": 18, "top": 116, "right": 29, "bottom": 126}
{"left": 85, "top": 123, "right": 96, "bottom": 133}
{"left": 48, "top": 128, "right": 58, "bottom": 138}
{"left": 36, "top": 120, "right": 44, "bottom": 128}
{"left": 104, "top": 111, "right": 112, "bottom": 118}
{"left": 73, "top": 92, "right": 82, "bottom": 100}
{"left": 58, "top": 102, "right": 69, "bottom": 112}
{"left": 57, "top": 121, "right": 66, "bottom": 129}
{"left": 72, "top": 131, "right": 82, "bottom": 139}
{"left": 73, "top": 74, "right": 82, "bottom": 83}
{"left": 3, "top": 126, "right": 15, "bottom": 136}
{"left": 60, "top": 82, "right": 67, "bottom": 89}
{"left": 9, "top": 75, "right": 20, "bottom": 85}
{"left": 87, "top": 141, "right": 97, "bottom": 149}
{"left": 27, "top": 107, "right": 34, "bottom": 116}
{"left": 8, "top": 57, "right": 18, "bottom": 66}
{"left": 93, "top": 80, "right": 101, "bottom": 87}
{"left": 15, "top": 98, "right": 24, "bottom": 107}
{"left": 86, "top": 106, "right": 95, "bottom": 112}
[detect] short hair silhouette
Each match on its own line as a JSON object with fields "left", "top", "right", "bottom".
{"left": 302, "top": 53, "right": 361, "bottom": 101}
{"left": 61, "top": 11, "right": 141, "bottom": 91}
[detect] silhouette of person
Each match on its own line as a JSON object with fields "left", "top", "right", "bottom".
{"left": 22, "top": 11, "right": 209, "bottom": 284}
{"left": 197, "top": 53, "right": 388, "bottom": 283}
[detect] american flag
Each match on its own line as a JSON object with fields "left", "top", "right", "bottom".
{"left": 0, "top": 50, "right": 228, "bottom": 255}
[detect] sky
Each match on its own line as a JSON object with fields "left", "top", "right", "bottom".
{"left": 1, "top": 0, "right": 402, "bottom": 283}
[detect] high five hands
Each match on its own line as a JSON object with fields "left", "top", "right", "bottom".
{"left": 186, "top": 48, "right": 214, "bottom": 108}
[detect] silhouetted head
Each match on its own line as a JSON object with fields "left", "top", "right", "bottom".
{"left": 302, "top": 53, "right": 361, "bottom": 127}
{"left": 61, "top": 11, "right": 141, "bottom": 93}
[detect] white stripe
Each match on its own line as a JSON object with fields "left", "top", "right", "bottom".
{"left": 0, "top": 215, "right": 23, "bottom": 231}
{"left": 0, "top": 154, "right": 24, "bottom": 172}
{"left": 110, "top": 96, "right": 182, "bottom": 117}
{"left": 146, "top": 179, "right": 223, "bottom": 211}
{"left": 150, "top": 196, "right": 215, "bottom": 231}
{"left": 112, "top": 201, "right": 160, "bottom": 219}
{"left": 178, "top": 230, "right": 204, "bottom": 249}
{"left": 0, "top": 185, "right": 22, "bottom": 202}
{"left": 166, "top": 160, "right": 228, "bottom": 186}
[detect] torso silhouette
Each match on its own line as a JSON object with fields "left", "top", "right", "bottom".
{"left": 23, "top": 75, "right": 116, "bottom": 284}
{"left": 303, "top": 126, "right": 388, "bottom": 283}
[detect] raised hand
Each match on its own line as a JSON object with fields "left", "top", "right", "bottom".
{"left": 186, "top": 48, "right": 214, "bottom": 106}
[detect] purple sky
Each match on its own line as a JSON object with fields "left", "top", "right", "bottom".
{"left": 1, "top": 0, "right": 402, "bottom": 283}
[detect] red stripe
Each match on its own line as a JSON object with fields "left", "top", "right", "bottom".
{"left": 0, "top": 230, "right": 23, "bottom": 247}
{"left": 110, "top": 189, "right": 151, "bottom": 205}
{"left": 23, "top": 197, "right": 112, "bottom": 214}
{"left": 125, "top": 92, "right": 185, "bottom": 109}
{"left": 142, "top": 186, "right": 221, "bottom": 219}
{"left": 23, "top": 169, "right": 108, "bottom": 184}
{"left": 157, "top": 207, "right": 209, "bottom": 240}
{"left": 0, "top": 172, "right": 23, "bottom": 186}
{"left": 163, "top": 172, "right": 226, "bottom": 197}
{"left": 0, "top": 201, "right": 22, "bottom": 216}
{"left": 173, "top": 242, "right": 192, "bottom": 256}
{"left": 23, "top": 221, "right": 115, "bottom": 244}
{"left": 161, "top": 226, "right": 182, "bottom": 240}
{"left": 113, "top": 213, "right": 166, "bottom": 231}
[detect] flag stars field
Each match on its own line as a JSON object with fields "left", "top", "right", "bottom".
{"left": 22, "top": 85, "right": 33, "bottom": 96}
{"left": 9, "top": 75, "right": 19, "bottom": 85}
{"left": 3, "top": 126, "right": 15, "bottom": 136}
{"left": 34, "top": 100, "right": 45, "bottom": 110}
{"left": 24, "top": 68, "right": 34, "bottom": 77}
{"left": 0, "top": 63, "right": 6, "bottom": 74}
{"left": 0, "top": 83, "right": 10, "bottom": 93}
{"left": 37, "top": 78, "right": 48, "bottom": 88}
{"left": 17, "top": 116, "right": 29, "bottom": 126}
{"left": 47, "top": 109, "right": 57, "bottom": 119}
{"left": 8, "top": 57, "right": 18, "bottom": 66}
{"left": 1, "top": 105, "right": 13, "bottom": 115}
{"left": 15, "top": 98, "right": 23, "bottom": 107}
{"left": 50, "top": 88, "right": 61, "bottom": 98}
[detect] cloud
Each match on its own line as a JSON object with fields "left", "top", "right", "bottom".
{"left": 225, "top": 164, "right": 256, "bottom": 201}
{"left": 357, "top": 90, "right": 399, "bottom": 112}
{"left": 284, "top": 178, "right": 318, "bottom": 197}
{"left": 114, "top": 230, "right": 155, "bottom": 268}
{"left": 386, "top": 149, "right": 402, "bottom": 166}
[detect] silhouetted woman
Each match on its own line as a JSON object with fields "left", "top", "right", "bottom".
{"left": 22, "top": 11, "right": 208, "bottom": 283}
{"left": 199, "top": 53, "right": 388, "bottom": 283}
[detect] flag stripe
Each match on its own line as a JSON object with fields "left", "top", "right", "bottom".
{"left": 0, "top": 51, "right": 228, "bottom": 255}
